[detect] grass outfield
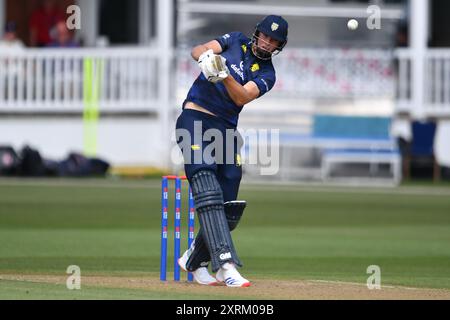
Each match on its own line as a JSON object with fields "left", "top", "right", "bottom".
{"left": 0, "top": 178, "right": 450, "bottom": 299}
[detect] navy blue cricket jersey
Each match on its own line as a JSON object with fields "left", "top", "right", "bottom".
{"left": 183, "top": 32, "right": 276, "bottom": 127}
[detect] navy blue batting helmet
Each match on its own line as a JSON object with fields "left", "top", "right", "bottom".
{"left": 252, "top": 15, "right": 288, "bottom": 60}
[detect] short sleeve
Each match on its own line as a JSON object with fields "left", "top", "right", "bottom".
{"left": 252, "top": 70, "right": 276, "bottom": 97}
{"left": 215, "top": 32, "right": 243, "bottom": 52}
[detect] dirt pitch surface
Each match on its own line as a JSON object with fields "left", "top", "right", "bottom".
{"left": 1, "top": 274, "right": 450, "bottom": 300}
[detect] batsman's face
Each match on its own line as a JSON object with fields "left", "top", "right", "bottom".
{"left": 257, "top": 32, "right": 281, "bottom": 53}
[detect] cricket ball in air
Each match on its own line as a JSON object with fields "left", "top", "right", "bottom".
{"left": 347, "top": 19, "right": 359, "bottom": 31}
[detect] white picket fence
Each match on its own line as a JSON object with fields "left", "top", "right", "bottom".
{"left": 396, "top": 48, "right": 450, "bottom": 117}
{"left": 1, "top": 47, "right": 450, "bottom": 117}
{"left": 0, "top": 47, "right": 160, "bottom": 112}
{"left": 178, "top": 48, "right": 396, "bottom": 99}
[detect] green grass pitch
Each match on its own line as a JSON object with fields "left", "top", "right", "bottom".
{"left": 0, "top": 179, "right": 449, "bottom": 299}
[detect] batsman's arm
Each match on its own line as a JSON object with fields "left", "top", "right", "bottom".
{"left": 191, "top": 40, "right": 223, "bottom": 61}
{"left": 222, "top": 77, "right": 260, "bottom": 107}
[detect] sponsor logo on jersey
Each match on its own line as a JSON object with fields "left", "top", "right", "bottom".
{"left": 251, "top": 63, "right": 260, "bottom": 72}
{"left": 241, "top": 44, "right": 247, "bottom": 53}
{"left": 231, "top": 61, "right": 244, "bottom": 81}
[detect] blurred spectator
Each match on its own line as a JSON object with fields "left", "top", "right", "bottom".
{"left": 0, "top": 22, "right": 25, "bottom": 49}
{"left": 395, "top": 22, "right": 408, "bottom": 47}
{"left": 47, "top": 20, "right": 79, "bottom": 48}
{"left": 390, "top": 113, "right": 412, "bottom": 180}
{"left": 1, "top": 22, "right": 25, "bottom": 101}
{"left": 29, "top": 0, "right": 65, "bottom": 47}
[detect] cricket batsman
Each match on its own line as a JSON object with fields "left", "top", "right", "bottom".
{"left": 176, "top": 15, "right": 288, "bottom": 287}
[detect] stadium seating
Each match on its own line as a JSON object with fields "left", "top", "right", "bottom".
{"left": 268, "top": 115, "right": 401, "bottom": 183}
{"left": 313, "top": 115, "right": 401, "bottom": 183}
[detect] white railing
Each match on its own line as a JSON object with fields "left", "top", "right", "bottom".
{"left": 425, "top": 50, "right": 450, "bottom": 115}
{"left": 396, "top": 48, "right": 450, "bottom": 117}
{"left": 178, "top": 48, "right": 396, "bottom": 99}
{"left": 0, "top": 47, "right": 160, "bottom": 112}
{"left": 395, "top": 49, "right": 412, "bottom": 107}
{"left": 3, "top": 47, "right": 450, "bottom": 118}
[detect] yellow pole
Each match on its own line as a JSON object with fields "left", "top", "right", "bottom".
{"left": 83, "top": 58, "right": 103, "bottom": 157}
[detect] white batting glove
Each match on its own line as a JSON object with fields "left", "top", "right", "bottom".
{"left": 198, "top": 49, "right": 213, "bottom": 64}
{"left": 198, "top": 50, "right": 230, "bottom": 83}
